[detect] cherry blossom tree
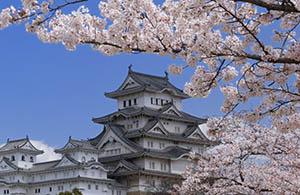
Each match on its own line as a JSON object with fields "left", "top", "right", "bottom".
{"left": 173, "top": 116, "right": 300, "bottom": 194}
{"left": 1, "top": 0, "right": 300, "bottom": 130}
{"left": 1, "top": 1, "right": 300, "bottom": 193}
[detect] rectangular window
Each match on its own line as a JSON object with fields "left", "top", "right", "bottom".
{"left": 159, "top": 143, "right": 165, "bottom": 149}
{"left": 151, "top": 97, "right": 153, "bottom": 104}
{"left": 117, "top": 191, "right": 122, "bottom": 195}
{"left": 147, "top": 141, "right": 153, "bottom": 148}
{"left": 175, "top": 126, "right": 180, "bottom": 133}
{"left": 134, "top": 98, "right": 137, "bottom": 105}
{"left": 96, "top": 185, "right": 99, "bottom": 190}
{"left": 49, "top": 187, "right": 52, "bottom": 192}
{"left": 129, "top": 99, "right": 132, "bottom": 106}
{"left": 161, "top": 163, "right": 167, "bottom": 171}
{"left": 161, "top": 99, "right": 164, "bottom": 105}
{"left": 134, "top": 120, "right": 139, "bottom": 128}
{"left": 88, "top": 184, "right": 91, "bottom": 190}
{"left": 156, "top": 98, "right": 159, "bottom": 105}
{"left": 123, "top": 101, "right": 126, "bottom": 108}
{"left": 149, "top": 161, "right": 155, "bottom": 169}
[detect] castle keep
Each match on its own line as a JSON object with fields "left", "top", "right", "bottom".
{"left": 0, "top": 67, "right": 210, "bottom": 195}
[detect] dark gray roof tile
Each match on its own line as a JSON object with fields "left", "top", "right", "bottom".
{"left": 105, "top": 69, "right": 189, "bottom": 99}
{"left": 92, "top": 103, "right": 206, "bottom": 124}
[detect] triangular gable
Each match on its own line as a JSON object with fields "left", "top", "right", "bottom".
{"left": 187, "top": 128, "right": 207, "bottom": 140}
{"left": 0, "top": 158, "right": 18, "bottom": 172}
{"left": 96, "top": 127, "right": 138, "bottom": 153}
{"left": 52, "top": 155, "right": 79, "bottom": 168}
{"left": 99, "top": 138, "right": 131, "bottom": 156}
{"left": 60, "top": 141, "right": 77, "bottom": 151}
{"left": 162, "top": 105, "right": 182, "bottom": 117}
{"left": 86, "top": 163, "right": 108, "bottom": 172}
{"left": 120, "top": 76, "right": 140, "bottom": 90}
{"left": 148, "top": 122, "right": 169, "bottom": 136}
{"left": 112, "top": 160, "right": 137, "bottom": 173}
{"left": 19, "top": 140, "right": 40, "bottom": 152}
{"left": 114, "top": 166, "right": 132, "bottom": 174}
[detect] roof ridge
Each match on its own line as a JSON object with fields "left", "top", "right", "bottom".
{"left": 130, "top": 71, "right": 166, "bottom": 80}
{"left": 7, "top": 138, "right": 27, "bottom": 143}
{"left": 33, "top": 159, "right": 60, "bottom": 165}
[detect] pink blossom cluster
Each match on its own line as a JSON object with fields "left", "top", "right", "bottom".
{"left": 174, "top": 116, "right": 300, "bottom": 194}
{"left": 0, "top": 0, "right": 300, "bottom": 128}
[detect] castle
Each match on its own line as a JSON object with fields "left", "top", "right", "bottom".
{"left": 0, "top": 67, "right": 210, "bottom": 195}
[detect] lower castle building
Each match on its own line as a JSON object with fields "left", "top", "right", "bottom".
{"left": 0, "top": 67, "right": 211, "bottom": 195}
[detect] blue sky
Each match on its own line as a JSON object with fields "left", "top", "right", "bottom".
{"left": 0, "top": 1, "right": 226, "bottom": 148}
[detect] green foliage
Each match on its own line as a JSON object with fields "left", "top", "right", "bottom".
{"left": 58, "top": 188, "right": 82, "bottom": 195}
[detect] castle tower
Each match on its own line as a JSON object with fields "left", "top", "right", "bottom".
{"left": 0, "top": 136, "right": 43, "bottom": 169}
{"left": 89, "top": 67, "right": 211, "bottom": 194}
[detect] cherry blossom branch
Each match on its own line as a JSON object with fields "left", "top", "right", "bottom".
{"left": 233, "top": 0, "right": 300, "bottom": 12}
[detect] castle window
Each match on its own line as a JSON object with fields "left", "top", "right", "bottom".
{"left": 88, "top": 184, "right": 91, "bottom": 190}
{"left": 152, "top": 179, "right": 155, "bottom": 186}
{"left": 117, "top": 191, "right": 122, "bottom": 195}
{"left": 151, "top": 97, "right": 154, "bottom": 104}
{"left": 147, "top": 141, "right": 153, "bottom": 148}
{"left": 81, "top": 156, "right": 86, "bottom": 162}
{"left": 49, "top": 187, "right": 52, "bottom": 192}
{"left": 58, "top": 185, "right": 64, "bottom": 191}
{"left": 30, "top": 156, "right": 34, "bottom": 162}
{"left": 11, "top": 155, "right": 15, "bottom": 161}
{"left": 123, "top": 100, "right": 126, "bottom": 108}
{"left": 95, "top": 185, "right": 99, "bottom": 190}
{"left": 175, "top": 126, "right": 180, "bottom": 133}
{"left": 128, "top": 99, "right": 132, "bottom": 106}
{"left": 149, "top": 161, "right": 155, "bottom": 169}
{"left": 159, "top": 143, "right": 165, "bottom": 149}
{"left": 133, "top": 120, "right": 139, "bottom": 128}
{"left": 21, "top": 155, "right": 25, "bottom": 161}
{"left": 161, "top": 99, "right": 164, "bottom": 105}
{"left": 155, "top": 98, "right": 159, "bottom": 105}
{"left": 160, "top": 163, "right": 167, "bottom": 171}
{"left": 134, "top": 98, "right": 137, "bottom": 105}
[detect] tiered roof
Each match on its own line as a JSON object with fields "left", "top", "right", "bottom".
{"left": 55, "top": 137, "right": 99, "bottom": 154}
{"left": 105, "top": 66, "right": 189, "bottom": 99}
{"left": 0, "top": 136, "right": 43, "bottom": 155}
{"left": 92, "top": 102, "right": 207, "bottom": 124}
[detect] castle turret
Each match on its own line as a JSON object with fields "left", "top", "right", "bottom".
{"left": 0, "top": 136, "right": 43, "bottom": 169}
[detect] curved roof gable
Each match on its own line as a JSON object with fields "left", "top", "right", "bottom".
{"left": 55, "top": 137, "right": 97, "bottom": 154}
{"left": 105, "top": 66, "right": 189, "bottom": 99}
{"left": 0, "top": 137, "right": 43, "bottom": 155}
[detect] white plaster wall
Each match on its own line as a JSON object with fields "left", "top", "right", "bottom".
{"left": 144, "top": 157, "right": 169, "bottom": 172}
{"left": 0, "top": 176, "right": 123, "bottom": 195}
{"left": 160, "top": 120, "right": 188, "bottom": 134}
{"left": 26, "top": 181, "right": 116, "bottom": 195}
{"left": 1, "top": 152, "right": 37, "bottom": 169}
{"left": 117, "top": 92, "right": 183, "bottom": 111}
{"left": 115, "top": 116, "right": 148, "bottom": 131}
{"left": 141, "top": 138, "right": 174, "bottom": 150}
{"left": 71, "top": 151, "right": 98, "bottom": 163}
{"left": 143, "top": 92, "right": 182, "bottom": 110}
{"left": 170, "top": 159, "right": 190, "bottom": 174}
{"left": 117, "top": 92, "right": 144, "bottom": 110}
